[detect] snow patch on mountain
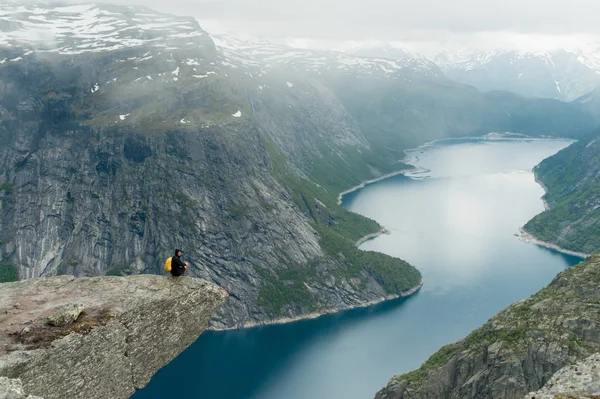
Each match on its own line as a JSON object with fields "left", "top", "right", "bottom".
{"left": 430, "top": 49, "right": 600, "bottom": 101}
{"left": 213, "top": 34, "right": 442, "bottom": 80}
{"left": 0, "top": 2, "right": 208, "bottom": 55}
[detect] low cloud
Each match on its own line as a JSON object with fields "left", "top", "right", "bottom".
{"left": 44, "top": 0, "right": 600, "bottom": 50}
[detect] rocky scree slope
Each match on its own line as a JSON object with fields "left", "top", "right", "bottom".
{"left": 0, "top": 3, "right": 595, "bottom": 329}
{"left": 0, "top": 275, "right": 228, "bottom": 399}
{"left": 524, "top": 135, "right": 600, "bottom": 255}
{"left": 375, "top": 255, "right": 600, "bottom": 399}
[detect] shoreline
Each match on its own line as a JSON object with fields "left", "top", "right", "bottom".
{"left": 355, "top": 227, "right": 390, "bottom": 247}
{"left": 533, "top": 171, "right": 551, "bottom": 210}
{"left": 337, "top": 168, "right": 414, "bottom": 206}
{"left": 337, "top": 133, "right": 573, "bottom": 207}
{"left": 518, "top": 228, "right": 589, "bottom": 259}
{"left": 519, "top": 167, "right": 589, "bottom": 258}
{"left": 212, "top": 134, "right": 576, "bottom": 332}
{"left": 214, "top": 278, "right": 424, "bottom": 331}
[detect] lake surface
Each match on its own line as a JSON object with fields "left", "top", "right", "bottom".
{"left": 133, "top": 138, "right": 582, "bottom": 399}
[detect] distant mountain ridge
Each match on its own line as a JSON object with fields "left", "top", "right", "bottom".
{"left": 275, "top": 40, "right": 600, "bottom": 101}
{"left": 213, "top": 34, "right": 442, "bottom": 79}
{"left": 432, "top": 49, "right": 600, "bottom": 101}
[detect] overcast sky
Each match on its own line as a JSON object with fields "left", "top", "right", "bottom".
{"left": 80, "top": 0, "right": 600, "bottom": 50}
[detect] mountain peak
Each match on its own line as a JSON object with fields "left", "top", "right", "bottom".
{"left": 0, "top": 2, "right": 208, "bottom": 55}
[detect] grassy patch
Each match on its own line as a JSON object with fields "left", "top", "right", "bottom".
{"left": 13, "top": 308, "right": 116, "bottom": 350}
{"left": 316, "top": 226, "right": 420, "bottom": 294}
{"left": 0, "top": 263, "right": 18, "bottom": 282}
{"left": 0, "top": 183, "right": 13, "bottom": 194}
{"left": 256, "top": 266, "right": 317, "bottom": 315}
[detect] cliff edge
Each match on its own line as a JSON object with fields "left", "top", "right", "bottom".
{"left": 0, "top": 275, "right": 228, "bottom": 399}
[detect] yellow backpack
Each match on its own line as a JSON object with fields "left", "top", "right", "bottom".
{"left": 164, "top": 257, "right": 172, "bottom": 273}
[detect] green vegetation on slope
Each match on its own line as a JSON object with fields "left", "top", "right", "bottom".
{"left": 0, "top": 263, "right": 18, "bottom": 283}
{"left": 317, "top": 226, "right": 421, "bottom": 293}
{"left": 256, "top": 265, "right": 318, "bottom": 315}
{"left": 256, "top": 136, "right": 422, "bottom": 315}
{"left": 0, "top": 183, "right": 12, "bottom": 194}
{"left": 524, "top": 135, "right": 600, "bottom": 254}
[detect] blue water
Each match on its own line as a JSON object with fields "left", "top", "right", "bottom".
{"left": 133, "top": 139, "right": 582, "bottom": 399}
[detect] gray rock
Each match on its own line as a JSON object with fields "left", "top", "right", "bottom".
{"left": 0, "top": 377, "right": 43, "bottom": 399}
{"left": 524, "top": 352, "right": 600, "bottom": 399}
{"left": 0, "top": 275, "right": 228, "bottom": 399}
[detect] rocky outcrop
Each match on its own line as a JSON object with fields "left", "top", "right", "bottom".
{"left": 0, "top": 275, "right": 227, "bottom": 399}
{"left": 375, "top": 255, "right": 600, "bottom": 399}
{"left": 0, "top": 377, "right": 42, "bottom": 399}
{"left": 525, "top": 352, "right": 600, "bottom": 399}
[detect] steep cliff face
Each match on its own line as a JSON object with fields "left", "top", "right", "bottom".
{"left": 0, "top": 3, "right": 594, "bottom": 329}
{"left": 0, "top": 3, "right": 425, "bottom": 328}
{"left": 0, "top": 275, "right": 228, "bottom": 399}
{"left": 375, "top": 255, "right": 600, "bottom": 399}
{"left": 524, "top": 135, "right": 600, "bottom": 255}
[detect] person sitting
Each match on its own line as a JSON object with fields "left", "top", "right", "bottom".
{"left": 170, "top": 248, "right": 188, "bottom": 277}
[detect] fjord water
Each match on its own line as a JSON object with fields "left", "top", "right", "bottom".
{"left": 133, "top": 139, "right": 582, "bottom": 399}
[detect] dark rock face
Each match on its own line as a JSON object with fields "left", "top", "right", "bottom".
{"left": 0, "top": 275, "right": 228, "bottom": 399}
{"left": 375, "top": 255, "right": 600, "bottom": 399}
{"left": 0, "top": 103, "right": 325, "bottom": 326}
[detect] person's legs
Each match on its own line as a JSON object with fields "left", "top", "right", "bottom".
{"left": 170, "top": 269, "right": 183, "bottom": 277}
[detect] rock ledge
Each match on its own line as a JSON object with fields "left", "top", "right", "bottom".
{"left": 0, "top": 275, "right": 227, "bottom": 399}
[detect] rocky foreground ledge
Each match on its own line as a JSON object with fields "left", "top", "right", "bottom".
{"left": 375, "top": 254, "right": 600, "bottom": 399}
{"left": 0, "top": 275, "right": 228, "bottom": 399}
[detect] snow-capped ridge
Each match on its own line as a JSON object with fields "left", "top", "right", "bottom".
{"left": 0, "top": 2, "right": 209, "bottom": 55}
{"left": 213, "top": 34, "right": 442, "bottom": 79}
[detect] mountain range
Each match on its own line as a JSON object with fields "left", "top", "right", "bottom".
{"left": 0, "top": 2, "right": 597, "bottom": 330}
{"left": 335, "top": 43, "right": 600, "bottom": 101}
{"left": 5, "top": 2, "right": 600, "bottom": 399}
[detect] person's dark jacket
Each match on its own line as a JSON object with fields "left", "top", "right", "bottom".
{"left": 171, "top": 250, "right": 186, "bottom": 277}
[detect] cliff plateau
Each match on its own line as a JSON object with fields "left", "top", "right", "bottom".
{"left": 0, "top": 275, "right": 227, "bottom": 399}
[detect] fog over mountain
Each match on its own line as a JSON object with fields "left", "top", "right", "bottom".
{"left": 13, "top": 0, "right": 595, "bottom": 50}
